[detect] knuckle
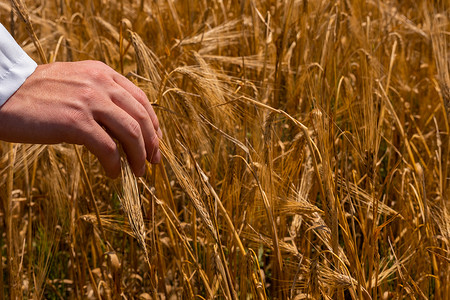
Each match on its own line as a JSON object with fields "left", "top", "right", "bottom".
{"left": 77, "top": 123, "right": 96, "bottom": 146}
{"left": 150, "top": 133, "right": 160, "bottom": 148}
{"left": 101, "top": 141, "right": 120, "bottom": 177}
{"left": 67, "top": 106, "right": 86, "bottom": 122}
{"left": 88, "top": 60, "right": 106, "bottom": 68}
{"left": 127, "top": 119, "right": 142, "bottom": 139}
{"left": 80, "top": 86, "right": 97, "bottom": 100}
{"left": 89, "top": 68, "right": 107, "bottom": 82}
{"left": 153, "top": 117, "right": 160, "bottom": 131}
{"left": 136, "top": 88, "right": 148, "bottom": 101}
{"left": 93, "top": 60, "right": 114, "bottom": 73}
{"left": 102, "top": 139, "right": 118, "bottom": 156}
{"left": 134, "top": 109, "right": 148, "bottom": 123}
{"left": 66, "top": 106, "right": 90, "bottom": 132}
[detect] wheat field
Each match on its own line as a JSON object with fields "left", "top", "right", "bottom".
{"left": 0, "top": 0, "right": 449, "bottom": 299}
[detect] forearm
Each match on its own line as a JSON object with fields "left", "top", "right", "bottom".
{"left": 0, "top": 23, "right": 37, "bottom": 106}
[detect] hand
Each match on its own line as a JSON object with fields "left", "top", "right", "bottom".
{"left": 0, "top": 60, "right": 162, "bottom": 178}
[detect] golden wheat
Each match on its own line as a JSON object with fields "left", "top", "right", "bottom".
{"left": 0, "top": 0, "right": 448, "bottom": 299}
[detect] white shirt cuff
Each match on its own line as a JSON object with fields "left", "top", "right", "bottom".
{"left": 0, "top": 23, "right": 38, "bottom": 106}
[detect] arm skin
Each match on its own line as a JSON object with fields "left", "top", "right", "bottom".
{"left": 0, "top": 60, "right": 162, "bottom": 178}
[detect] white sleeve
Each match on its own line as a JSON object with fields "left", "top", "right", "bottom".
{"left": 0, "top": 23, "right": 37, "bottom": 107}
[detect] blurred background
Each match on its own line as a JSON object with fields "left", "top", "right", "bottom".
{"left": 0, "top": 0, "right": 449, "bottom": 299}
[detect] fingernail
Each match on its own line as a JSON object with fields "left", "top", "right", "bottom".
{"left": 157, "top": 128, "right": 163, "bottom": 139}
{"left": 152, "top": 149, "right": 161, "bottom": 164}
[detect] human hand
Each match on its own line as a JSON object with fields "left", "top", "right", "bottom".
{"left": 0, "top": 60, "right": 162, "bottom": 178}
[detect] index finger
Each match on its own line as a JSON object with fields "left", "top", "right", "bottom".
{"left": 113, "top": 73, "right": 162, "bottom": 138}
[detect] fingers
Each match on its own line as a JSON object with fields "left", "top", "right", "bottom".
{"left": 76, "top": 61, "right": 162, "bottom": 177}
{"left": 81, "top": 122, "right": 121, "bottom": 178}
{"left": 112, "top": 73, "right": 162, "bottom": 138}
{"left": 109, "top": 86, "right": 161, "bottom": 164}
{"left": 94, "top": 104, "right": 148, "bottom": 177}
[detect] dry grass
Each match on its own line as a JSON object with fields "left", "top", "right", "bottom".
{"left": 0, "top": 0, "right": 449, "bottom": 299}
